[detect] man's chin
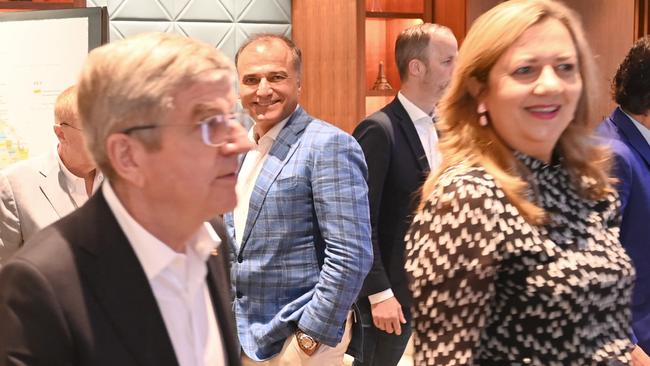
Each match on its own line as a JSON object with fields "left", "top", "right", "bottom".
{"left": 252, "top": 112, "right": 283, "bottom": 126}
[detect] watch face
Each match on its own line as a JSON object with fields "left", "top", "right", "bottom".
{"left": 296, "top": 331, "right": 320, "bottom": 355}
{"left": 298, "top": 333, "right": 316, "bottom": 349}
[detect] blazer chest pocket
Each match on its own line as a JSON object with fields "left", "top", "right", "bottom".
{"left": 272, "top": 175, "right": 311, "bottom": 194}
{"left": 273, "top": 176, "right": 299, "bottom": 189}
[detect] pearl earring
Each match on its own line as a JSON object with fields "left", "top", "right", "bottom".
{"left": 477, "top": 103, "right": 488, "bottom": 127}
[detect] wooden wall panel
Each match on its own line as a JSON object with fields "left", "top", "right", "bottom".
{"left": 432, "top": 0, "right": 502, "bottom": 43}
{"left": 366, "top": 0, "right": 423, "bottom": 14}
{"left": 562, "top": 0, "right": 636, "bottom": 120}
{"left": 292, "top": 0, "right": 365, "bottom": 133}
{"left": 637, "top": 0, "right": 650, "bottom": 37}
{"left": 433, "top": 0, "right": 467, "bottom": 42}
{"left": 465, "top": 0, "right": 503, "bottom": 32}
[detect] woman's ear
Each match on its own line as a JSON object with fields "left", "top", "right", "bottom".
{"left": 466, "top": 76, "right": 485, "bottom": 100}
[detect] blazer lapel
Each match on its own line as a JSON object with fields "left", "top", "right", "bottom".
{"left": 75, "top": 191, "right": 178, "bottom": 366}
{"left": 238, "top": 108, "right": 309, "bottom": 253}
{"left": 612, "top": 108, "right": 650, "bottom": 168}
{"left": 39, "top": 153, "right": 76, "bottom": 217}
{"left": 206, "top": 243, "right": 240, "bottom": 365}
{"left": 389, "top": 99, "right": 430, "bottom": 173}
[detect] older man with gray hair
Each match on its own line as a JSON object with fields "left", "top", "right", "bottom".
{"left": 0, "top": 86, "right": 102, "bottom": 263}
{"left": 0, "top": 32, "right": 251, "bottom": 366}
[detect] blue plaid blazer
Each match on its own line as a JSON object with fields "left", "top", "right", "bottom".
{"left": 224, "top": 107, "right": 372, "bottom": 361}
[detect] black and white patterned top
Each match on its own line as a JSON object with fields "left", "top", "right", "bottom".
{"left": 405, "top": 153, "right": 635, "bottom": 365}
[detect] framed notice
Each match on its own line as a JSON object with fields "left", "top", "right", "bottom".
{"left": 0, "top": 7, "right": 107, "bottom": 168}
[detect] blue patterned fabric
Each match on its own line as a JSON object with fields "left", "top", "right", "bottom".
{"left": 225, "top": 107, "right": 373, "bottom": 361}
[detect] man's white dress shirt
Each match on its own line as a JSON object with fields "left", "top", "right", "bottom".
{"left": 233, "top": 115, "right": 290, "bottom": 249}
{"left": 398, "top": 92, "right": 441, "bottom": 168}
{"left": 102, "top": 182, "right": 225, "bottom": 366}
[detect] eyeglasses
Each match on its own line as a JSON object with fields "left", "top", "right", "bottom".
{"left": 120, "top": 112, "right": 251, "bottom": 147}
{"left": 57, "top": 122, "right": 83, "bottom": 131}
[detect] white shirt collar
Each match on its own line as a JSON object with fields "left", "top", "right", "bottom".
{"left": 102, "top": 182, "right": 220, "bottom": 281}
{"left": 398, "top": 92, "right": 432, "bottom": 123}
{"left": 623, "top": 110, "right": 650, "bottom": 146}
{"left": 249, "top": 105, "right": 299, "bottom": 146}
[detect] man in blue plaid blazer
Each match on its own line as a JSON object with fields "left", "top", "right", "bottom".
{"left": 225, "top": 34, "right": 372, "bottom": 365}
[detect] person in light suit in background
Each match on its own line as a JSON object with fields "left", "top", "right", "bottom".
{"left": 0, "top": 32, "right": 250, "bottom": 365}
{"left": 350, "top": 23, "right": 457, "bottom": 366}
{"left": 226, "top": 33, "right": 372, "bottom": 365}
{"left": 0, "top": 86, "right": 102, "bottom": 263}
{"left": 598, "top": 35, "right": 650, "bottom": 366}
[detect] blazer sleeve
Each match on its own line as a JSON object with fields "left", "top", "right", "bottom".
{"left": 0, "top": 259, "right": 72, "bottom": 365}
{"left": 297, "top": 131, "right": 373, "bottom": 346}
{"left": 352, "top": 118, "right": 392, "bottom": 297}
{"left": 0, "top": 173, "right": 22, "bottom": 264}
{"left": 609, "top": 142, "right": 634, "bottom": 212}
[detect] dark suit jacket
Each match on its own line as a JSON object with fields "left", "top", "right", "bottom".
{"left": 599, "top": 107, "right": 650, "bottom": 350}
{"left": 352, "top": 97, "right": 430, "bottom": 314}
{"left": 0, "top": 190, "right": 240, "bottom": 366}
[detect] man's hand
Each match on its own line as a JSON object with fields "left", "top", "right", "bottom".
{"left": 632, "top": 345, "right": 650, "bottom": 366}
{"left": 371, "top": 296, "right": 407, "bottom": 335}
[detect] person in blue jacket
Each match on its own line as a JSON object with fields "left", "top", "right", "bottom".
{"left": 599, "top": 36, "right": 650, "bottom": 365}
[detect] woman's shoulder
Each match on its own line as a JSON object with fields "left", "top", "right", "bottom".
{"left": 438, "top": 165, "right": 501, "bottom": 196}
{"left": 421, "top": 164, "right": 509, "bottom": 214}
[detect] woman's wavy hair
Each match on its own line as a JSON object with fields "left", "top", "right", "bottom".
{"left": 421, "top": 0, "right": 613, "bottom": 224}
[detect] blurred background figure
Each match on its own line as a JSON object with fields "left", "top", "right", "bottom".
{"left": 0, "top": 86, "right": 102, "bottom": 264}
{"left": 599, "top": 36, "right": 650, "bottom": 366}
{"left": 404, "top": 0, "right": 635, "bottom": 365}
{"left": 351, "top": 23, "right": 457, "bottom": 366}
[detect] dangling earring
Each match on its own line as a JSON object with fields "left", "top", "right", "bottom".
{"left": 477, "top": 103, "right": 488, "bottom": 127}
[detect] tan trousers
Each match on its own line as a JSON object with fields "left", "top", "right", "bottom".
{"left": 242, "top": 312, "right": 353, "bottom": 366}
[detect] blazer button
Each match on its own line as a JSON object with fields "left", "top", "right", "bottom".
{"left": 236, "top": 291, "right": 243, "bottom": 299}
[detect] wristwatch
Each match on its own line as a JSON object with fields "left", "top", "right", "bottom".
{"left": 295, "top": 329, "right": 320, "bottom": 356}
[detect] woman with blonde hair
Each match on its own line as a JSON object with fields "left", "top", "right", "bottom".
{"left": 404, "top": 0, "right": 635, "bottom": 364}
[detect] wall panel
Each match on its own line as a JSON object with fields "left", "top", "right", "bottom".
{"left": 87, "top": 0, "right": 291, "bottom": 60}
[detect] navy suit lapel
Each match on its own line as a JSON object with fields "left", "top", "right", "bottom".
{"left": 206, "top": 248, "right": 240, "bottom": 365}
{"left": 238, "top": 108, "right": 309, "bottom": 253}
{"left": 612, "top": 108, "right": 650, "bottom": 168}
{"left": 388, "top": 98, "right": 430, "bottom": 173}
{"left": 74, "top": 191, "right": 178, "bottom": 366}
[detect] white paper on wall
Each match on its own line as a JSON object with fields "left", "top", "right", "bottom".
{"left": 0, "top": 17, "right": 88, "bottom": 168}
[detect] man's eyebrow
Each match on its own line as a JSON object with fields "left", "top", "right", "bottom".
{"left": 242, "top": 71, "right": 289, "bottom": 78}
{"left": 191, "top": 102, "right": 224, "bottom": 119}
